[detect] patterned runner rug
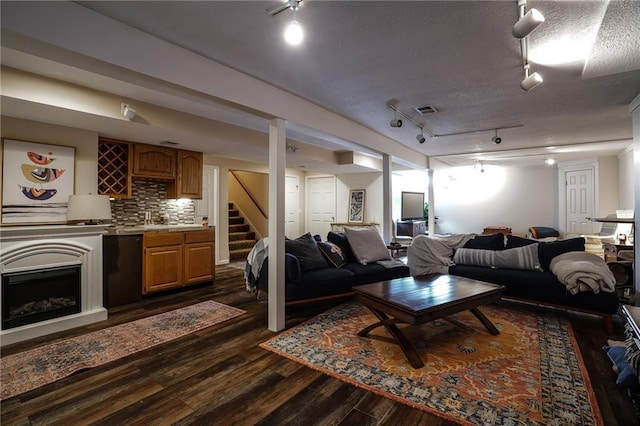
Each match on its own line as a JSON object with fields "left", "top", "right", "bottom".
{"left": 260, "top": 302, "right": 602, "bottom": 425}
{"left": 1, "top": 300, "right": 245, "bottom": 400}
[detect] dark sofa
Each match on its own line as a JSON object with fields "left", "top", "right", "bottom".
{"left": 448, "top": 234, "right": 619, "bottom": 331}
{"left": 257, "top": 231, "right": 410, "bottom": 303}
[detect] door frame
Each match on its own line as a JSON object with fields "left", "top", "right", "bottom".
{"left": 285, "top": 175, "right": 300, "bottom": 237}
{"left": 557, "top": 158, "right": 599, "bottom": 236}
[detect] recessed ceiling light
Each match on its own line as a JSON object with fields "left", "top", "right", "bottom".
{"left": 284, "top": 20, "right": 303, "bottom": 45}
{"left": 545, "top": 158, "right": 556, "bottom": 165}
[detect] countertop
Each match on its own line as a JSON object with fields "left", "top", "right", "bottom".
{"left": 105, "top": 224, "right": 213, "bottom": 235}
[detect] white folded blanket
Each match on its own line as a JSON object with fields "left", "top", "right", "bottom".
{"left": 549, "top": 251, "right": 616, "bottom": 294}
{"left": 407, "top": 234, "right": 476, "bottom": 275}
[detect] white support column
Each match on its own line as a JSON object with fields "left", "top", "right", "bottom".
{"left": 382, "top": 154, "right": 393, "bottom": 243}
{"left": 426, "top": 158, "right": 435, "bottom": 236}
{"left": 268, "top": 118, "right": 286, "bottom": 331}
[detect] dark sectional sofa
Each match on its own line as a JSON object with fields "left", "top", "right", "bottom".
{"left": 257, "top": 231, "right": 410, "bottom": 303}
{"left": 448, "top": 234, "right": 619, "bottom": 331}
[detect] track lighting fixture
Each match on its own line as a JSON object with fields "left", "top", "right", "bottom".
{"left": 390, "top": 109, "right": 403, "bottom": 128}
{"left": 512, "top": 1, "right": 544, "bottom": 38}
{"left": 513, "top": 0, "right": 544, "bottom": 91}
{"left": 491, "top": 129, "right": 502, "bottom": 145}
{"left": 267, "top": 0, "right": 304, "bottom": 45}
{"left": 521, "top": 65, "right": 543, "bottom": 91}
{"left": 387, "top": 104, "right": 434, "bottom": 145}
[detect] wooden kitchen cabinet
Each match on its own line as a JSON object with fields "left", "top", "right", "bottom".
{"left": 184, "top": 229, "right": 215, "bottom": 284}
{"left": 143, "top": 232, "right": 183, "bottom": 294}
{"left": 133, "top": 143, "right": 176, "bottom": 179}
{"left": 167, "top": 150, "right": 203, "bottom": 199}
{"left": 143, "top": 230, "right": 214, "bottom": 294}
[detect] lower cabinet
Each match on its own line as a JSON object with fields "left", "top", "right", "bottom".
{"left": 143, "top": 230, "right": 214, "bottom": 294}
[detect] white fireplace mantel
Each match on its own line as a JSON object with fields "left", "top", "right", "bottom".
{"left": 0, "top": 225, "right": 109, "bottom": 346}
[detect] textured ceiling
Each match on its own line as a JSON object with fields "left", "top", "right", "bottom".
{"left": 2, "top": 0, "right": 640, "bottom": 168}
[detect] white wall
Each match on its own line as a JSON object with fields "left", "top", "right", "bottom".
{"left": 432, "top": 162, "right": 557, "bottom": 236}
{"left": 596, "top": 156, "right": 620, "bottom": 217}
{"left": 336, "top": 173, "right": 383, "bottom": 225}
{"left": 618, "top": 145, "right": 635, "bottom": 209}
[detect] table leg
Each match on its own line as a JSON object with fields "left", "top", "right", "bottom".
{"left": 470, "top": 307, "right": 500, "bottom": 335}
{"left": 358, "top": 308, "right": 424, "bottom": 369}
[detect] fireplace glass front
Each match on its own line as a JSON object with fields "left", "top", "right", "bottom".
{"left": 2, "top": 265, "right": 81, "bottom": 330}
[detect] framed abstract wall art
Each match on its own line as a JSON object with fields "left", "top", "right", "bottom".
{"left": 2, "top": 139, "right": 75, "bottom": 224}
{"left": 348, "top": 189, "right": 365, "bottom": 223}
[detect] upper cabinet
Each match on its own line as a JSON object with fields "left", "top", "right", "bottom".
{"left": 98, "top": 138, "right": 133, "bottom": 199}
{"left": 97, "top": 140, "right": 203, "bottom": 200}
{"left": 132, "top": 144, "right": 176, "bottom": 179}
{"left": 167, "top": 150, "right": 203, "bottom": 199}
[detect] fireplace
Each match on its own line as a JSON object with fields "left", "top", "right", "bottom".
{"left": 0, "top": 225, "right": 108, "bottom": 346}
{"left": 2, "top": 265, "right": 81, "bottom": 330}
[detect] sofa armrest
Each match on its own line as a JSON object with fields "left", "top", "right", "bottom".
{"left": 257, "top": 253, "right": 302, "bottom": 290}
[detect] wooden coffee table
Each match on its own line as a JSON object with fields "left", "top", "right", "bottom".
{"left": 353, "top": 274, "right": 505, "bottom": 368}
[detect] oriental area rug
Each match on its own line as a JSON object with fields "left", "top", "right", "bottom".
{"left": 260, "top": 302, "right": 602, "bottom": 426}
{"left": 1, "top": 300, "right": 245, "bottom": 400}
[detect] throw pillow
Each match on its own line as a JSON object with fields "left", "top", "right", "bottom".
{"left": 538, "top": 237, "right": 585, "bottom": 271}
{"left": 327, "top": 232, "right": 358, "bottom": 263}
{"left": 285, "top": 232, "right": 328, "bottom": 271}
{"left": 603, "top": 345, "right": 640, "bottom": 389}
{"left": 344, "top": 226, "right": 391, "bottom": 265}
{"left": 453, "top": 244, "right": 542, "bottom": 271}
{"left": 317, "top": 241, "right": 347, "bottom": 268}
{"left": 505, "top": 234, "right": 536, "bottom": 249}
{"left": 463, "top": 233, "right": 505, "bottom": 250}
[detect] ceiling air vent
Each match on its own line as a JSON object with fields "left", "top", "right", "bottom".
{"left": 160, "top": 141, "right": 180, "bottom": 146}
{"left": 414, "top": 105, "right": 438, "bottom": 115}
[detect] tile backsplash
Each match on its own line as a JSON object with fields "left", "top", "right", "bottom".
{"left": 109, "top": 179, "right": 195, "bottom": 226}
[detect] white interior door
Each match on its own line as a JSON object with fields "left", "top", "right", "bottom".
{"left": 565, "top": 168, "right": 595, "bottom": 234}
{"left": 307, "top": 176, "right": 336, "bottom": 238}
{"left": 285, "top": 175, "right": 300, "bottom": 237}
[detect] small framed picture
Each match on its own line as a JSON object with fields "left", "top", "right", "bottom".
{"left": 348, "top": 189, "right": 365, "bottom": 223}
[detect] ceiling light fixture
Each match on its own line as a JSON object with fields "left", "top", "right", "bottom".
{"left": 512, "top": 3, "right": 544, "bottom": 38}
{"left": 491, "top": 129, "right": 502, "bottom": 145}
{"left": 267, "top": 0, "right": 304, "bottom": 45}
{"left": 521, "top": 64, "right": 543, "bottom": 91}
{"left": 286, "top": 143, "right": 298, "bottom": 153}
{"left": 387, "top": 104, "right": 434, "bottom": 143}
{"left": 545, "top": 158, "right": 556, "bottom": 166}
{"left": 120, "top": 103, "right": 136, "bottom": 120}
{"left": 513, "top": 0, "right": 544, "bottom": 91}
{"left": 389, "top": 108, "right": 403, "bottom": 128}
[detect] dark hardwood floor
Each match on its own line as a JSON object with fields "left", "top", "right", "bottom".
{"left": 1, "top": 265, "right": 638, "bottom": 425}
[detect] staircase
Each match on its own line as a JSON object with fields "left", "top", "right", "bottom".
{"left": 228, "top": 202, "right": 258, "bottom": 262}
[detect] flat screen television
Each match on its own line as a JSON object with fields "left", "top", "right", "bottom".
{"left": 401, "top": 191, "right": 425, "bottom": 221}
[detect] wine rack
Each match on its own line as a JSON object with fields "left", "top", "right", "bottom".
{"left": 98, "top": 138, "right": 132, "bottom": 199}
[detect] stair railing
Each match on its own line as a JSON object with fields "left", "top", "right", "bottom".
{"left": 230, "top": 171, "right": 268, "bottom": 219}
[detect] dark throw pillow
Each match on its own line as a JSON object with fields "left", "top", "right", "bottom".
{"left": 538, "top": 237, "right": 585, "bottom": 271}
{"left": 463, "top": 233, "right": 505, "bottom": 250}
{"left": 603, "top": 346, "right": 640, "bottom": 389}
{"left": 327, "top": 232, "right": 357, "bottom": 263}
{"left": 285, "top": 232, "right": 328, "bottom": 271}
{"left": 505, "top": 234, "right": 536, "bottom": 249}
{"left": 318, "top": 241, "right": 347, "bottom": 268}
